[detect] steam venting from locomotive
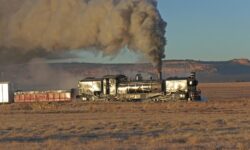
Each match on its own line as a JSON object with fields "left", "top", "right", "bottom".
{"left": 0, "top": 0, "right": 166, "bottom": 75}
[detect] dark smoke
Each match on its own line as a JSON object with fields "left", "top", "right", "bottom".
{"left": 0, "top": 58, "right": 81, "bottom": 90}
{"left": 0, "top": 0, "right": 166, "bottom": 69}
{"left": 20, "top": 58, "right": 79, "bottom": 90}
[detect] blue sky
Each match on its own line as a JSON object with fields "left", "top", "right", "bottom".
{"left": 158, "top": 0, "right": 250, "bottom": 61}
{"left": 72, "top": 0, "right": 250, "bottom": 63}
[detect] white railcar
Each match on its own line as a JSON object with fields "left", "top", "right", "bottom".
{"left": 0, "top": 82, "right": 12, "bottom": 103}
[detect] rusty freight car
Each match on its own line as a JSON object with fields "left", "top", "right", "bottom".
{"left": 14, "top": 90, "right": 71, "bottom": 103}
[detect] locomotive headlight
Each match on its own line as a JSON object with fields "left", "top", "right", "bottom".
{"left": 180, "top": 94, "right": 185, "bottom": 98}
{"left": 189, "top": 80, "right": 198, "bottom": 86}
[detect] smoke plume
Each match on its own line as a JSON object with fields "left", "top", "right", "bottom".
{"left": 15, "top": 58, "right": 80, "bottom": 90}
{"left": 0, "top": 0, "right": 166, "bottom": 70}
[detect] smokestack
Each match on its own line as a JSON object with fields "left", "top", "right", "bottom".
{"left": 158, "top": 61, "right": 162, "bottom": 81}
{"left": 158, "top": 71, "right": 162, "bottom": 81}
{"left": 157, "top": 58, "right": 163, "bottom": 80}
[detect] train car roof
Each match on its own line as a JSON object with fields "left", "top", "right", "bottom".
{"left": 80, "top": 77, "right": 103, "bottom": 82}
{"left": 166, "top": 77, "right": 188, "bottom": 81}
{"left": 119, "top": 80, "right": 161, "bottom": 84}
{"left": 103, "top": 74, "right": 127, "bottom": 79}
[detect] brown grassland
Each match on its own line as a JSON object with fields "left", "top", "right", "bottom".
{"left": 0, "top": 82, "right": 250, "bottom": 149}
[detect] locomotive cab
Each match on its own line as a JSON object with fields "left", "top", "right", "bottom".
{"left": 103, "top": 75, "right": 127, "bottom": 96}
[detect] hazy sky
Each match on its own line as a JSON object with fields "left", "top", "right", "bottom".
{"left": 78, "top": 0, "right": 250, "bottom": 63}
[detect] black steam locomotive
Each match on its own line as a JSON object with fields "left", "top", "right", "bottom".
{"left": 78, "top": 72, "right": 201, "bottom": 101}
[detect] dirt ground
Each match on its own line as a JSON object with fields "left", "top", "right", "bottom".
{"left": 0, "top": 82, "right": 250, "bottom": 150}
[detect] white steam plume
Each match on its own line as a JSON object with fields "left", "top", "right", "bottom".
{"left": 0, "top": 0, "right": 166, "bottom": 70}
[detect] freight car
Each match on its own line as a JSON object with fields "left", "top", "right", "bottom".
{"left": 78, "top": 72, "right": 201, "bottom": 101}
{"left": 14, "top": 90, "right": 71, "bottom": 103}
{"left": 0, "top": 82, "right": 13, "bottom": 103}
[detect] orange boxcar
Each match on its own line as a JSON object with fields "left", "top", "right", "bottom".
{"left": 14, "top": 90, "right": 71, "bottom": 103}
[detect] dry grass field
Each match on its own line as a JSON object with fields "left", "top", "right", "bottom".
{"left": 0, "top": 82, "right": 250, "bottom": 149}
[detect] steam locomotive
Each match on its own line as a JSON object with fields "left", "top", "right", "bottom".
{"left": 0, "top": 72, "right": 201, "bottom": 103}
{"left": 78, "top": 72, "right": 201, "bottom": 101}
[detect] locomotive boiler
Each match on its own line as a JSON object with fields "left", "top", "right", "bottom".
{"left": 78, "top": 72, "right": 201, "bottom": 101}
